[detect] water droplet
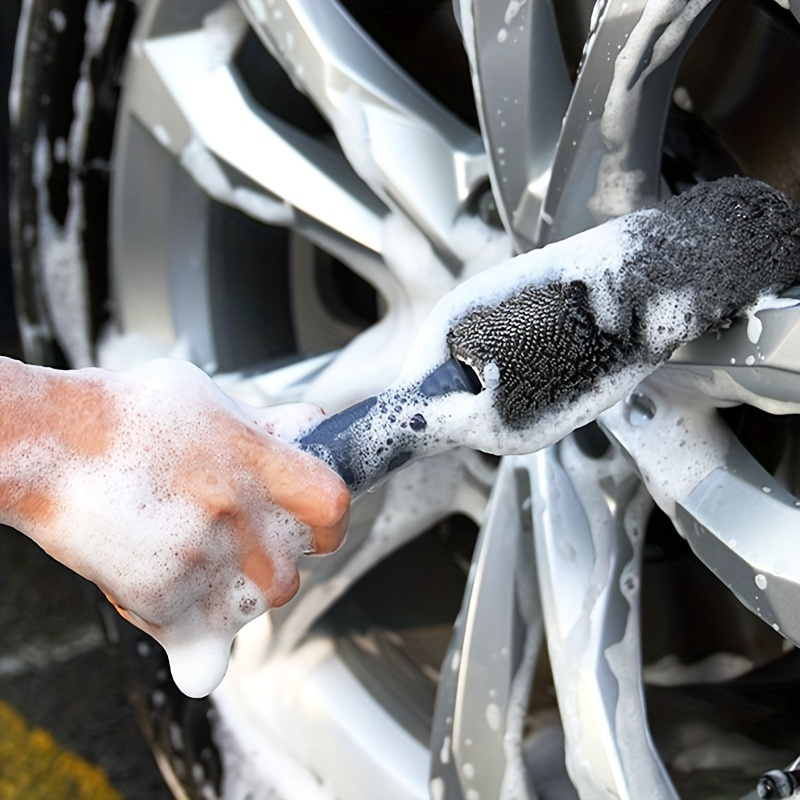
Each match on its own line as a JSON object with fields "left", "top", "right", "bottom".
{"left": 440, "top": 735, "right": 451, "bottom": 764}
{"left": 745, "top": 355, "right": 756, "bottom": 366}
{"left": 497, "top": 28, "right": 508, "bottom": 43}
{"left": 409, "top": 413, "right": 427, "bottom": 432}
{"left": 626, "top": 391, "right": 656, "bottom": 426}
{"left": 463, "top": 763, "right": 475, "bottom": 780}
{"left": 762, "top": 486, "right": 772, "bottom": 494}
{"left": 755, "top": 573, "right": 768, "bottom": 591}
{"left": 486, "top": 703, "right": 501, "bottom": 731}
{"left": 672, "top": 86, "right": 693, "bottom": 112}
{"left": 153, "top": 123, "right": 171, "bottom": 148}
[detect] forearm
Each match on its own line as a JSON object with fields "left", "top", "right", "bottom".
{"left": 0, "top": 356, "right": 116, "bottom": 542}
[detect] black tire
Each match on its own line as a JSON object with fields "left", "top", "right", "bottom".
{"left": 8, "top": 4, "right": 222, "bottom": 797}
{"left": 9, "top": 0, "right": 134, "bottom": 367}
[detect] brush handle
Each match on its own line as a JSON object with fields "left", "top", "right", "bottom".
{"left": 295, "top": 358, "right": 480, "bottom": 493}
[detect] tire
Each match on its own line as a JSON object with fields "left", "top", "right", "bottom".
{"left": 8, "top": 2, "right": 800, "bottom": 799}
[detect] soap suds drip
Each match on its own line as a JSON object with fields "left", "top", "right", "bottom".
{"left": 33, "top": 133, "right": 92, "bottom": 368}
{"left": 538, "top": 439, "right": 672, "bottom": 799}
{"left": 589, "top": 0, "right": 716, "bottom": 221}
{"left": 743, "top": 294, "right": 800, "bottom": 344}
{"left": 180, "top": 137, "right": 294, "bottom": 227}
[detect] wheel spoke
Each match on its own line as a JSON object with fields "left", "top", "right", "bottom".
{"left": 529, "top": 438, "right": 676, "bottom": 799}
{"left": 668, "top": 303, "right": 800, "bottom": 413}
{"left": 214, "top": 352, "right": 338, "bottom": 406}
{"left": 301, "top": 210, "right": 511, "bottom": 411}
{"left": 540, "top": 0, "right": 719, "bottom": 244}
{"left": 459, "top": 0, "right": 572, "bottom": 251}
{"left": 677, "top": 444, "right": 800, "bottom": 645}
{"left": 240, "top": 0, "right": 488, "bottom": 267}
{"left": 602, "top": 384, "right": 800, "bottom": 650}
{"left": 430, "top": 457, "right": 542, "bottom": 800}
{"left": 123, "top": 7, "right": 387, "bottom": 252}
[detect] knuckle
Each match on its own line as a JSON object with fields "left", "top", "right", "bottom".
{"left": 312, "top": 483, "right": 351, "bottom": 529}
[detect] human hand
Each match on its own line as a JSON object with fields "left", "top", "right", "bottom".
{"left": 0, "top": 357, "right": 350, "bottom": 696}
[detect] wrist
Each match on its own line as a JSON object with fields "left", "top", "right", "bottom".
{"left": 0, "top": 357, "right": 116, "bottom": 537}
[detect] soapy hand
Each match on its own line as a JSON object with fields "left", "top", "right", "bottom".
{"left": 0, "top": 356, "right": 350, "bottom": 697}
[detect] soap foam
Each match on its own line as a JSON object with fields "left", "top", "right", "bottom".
{"left": 743, "top": 293, "right": 800, "bottom": 344}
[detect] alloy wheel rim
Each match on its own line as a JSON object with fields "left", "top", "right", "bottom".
{"left": 102, "top": 2, "right": 800, "bottom": 799}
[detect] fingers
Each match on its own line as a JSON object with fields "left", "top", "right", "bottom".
{"left": 308, "top": 509, "right": 350, "bottom": 555}
{"left": 241, "top": 547, "right": 301, "bottom": 608}
{"left": 255, "top": 436, "right": 352, "bottom": 531}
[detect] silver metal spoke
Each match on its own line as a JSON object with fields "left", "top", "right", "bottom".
{"left": 668, "top": 302, "right": 800, "bottom": 414}
{"left": 240, "top": 0, "right": 488, "bottom": 267}
{"left": 677, "top": 443, "right": 800, "bottom": 645}
{"left": 124, "top": 14, "right": 387, "bottom": 253}
{"left": 460, "top": 0, "right": 572, "bottom": 251}
{"left": 529, "top": 437, "right": 675, "bottom": 800}
{"left": 539, "top": 0, "right": 719, "bottom": 245}
{"left": 430, "top": 456, "right": 542, "bottom": 800}
{"left": 602, "top": 382, "right": 800, "bottom": 646}
{"left": 112, "top": 2, "right": 393, "bottom": 365}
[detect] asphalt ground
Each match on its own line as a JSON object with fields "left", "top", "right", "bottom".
{"left": 0, "top": 525, "right": 173, "bottom": 799}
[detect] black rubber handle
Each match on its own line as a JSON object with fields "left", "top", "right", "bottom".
{"left": 296, "top": 358, "right": 481, "bottom": 493}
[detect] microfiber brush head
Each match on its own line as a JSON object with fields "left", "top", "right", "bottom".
{"left": 447, "top": 280, "right": 627, "bottom": 428}
{"left": 622, "top": 177, "right": 800, "bottom": 337}
{"left": 445, "top": 177, "right": 800, "bottom": 430}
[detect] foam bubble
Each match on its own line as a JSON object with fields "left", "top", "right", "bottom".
{"left": 165, "top": 635, "right": 234, "bottom": 698}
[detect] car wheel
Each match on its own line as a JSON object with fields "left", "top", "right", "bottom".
{"left": 9, "top": 1, "right": 800, "bottom": 799}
